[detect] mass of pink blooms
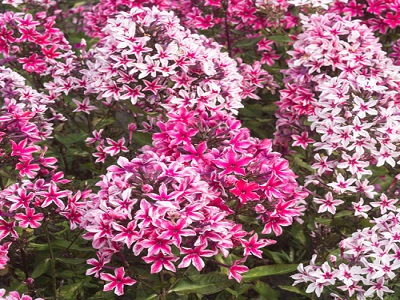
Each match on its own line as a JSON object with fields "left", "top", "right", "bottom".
{"left": 2, "top": 0, "right": 400, "bottom": 298}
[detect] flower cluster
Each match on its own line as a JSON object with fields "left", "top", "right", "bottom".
{"left": 79, "top": 106, "right": 306, "bottom": 294}
{"left": 328, "top": 0, "right": 400, "bottom": 34}
{"left": 275, "top": 12, "right": 400, "bottom": 215}
{"left": 293, "top": 211, "right": 400, "bottom": 299}
{"left": 0, "top": 288, "right": 43, "bottom": 300}
{"left": 0, "top": 10, "right": 73, "bottom": 74}
{"left": 0, "top": 65, "right": 73, "bottom": 264}
{"left": 80, "top": 0, "right": 280, "bottom": 98}
{"left": 83, "top": 6, "right": 244, "bottom": 119}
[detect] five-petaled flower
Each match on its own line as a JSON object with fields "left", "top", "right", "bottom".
{"left": 100, "top": 267, "right": 136, "bottom": 296}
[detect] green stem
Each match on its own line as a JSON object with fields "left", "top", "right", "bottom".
{"left": 0, "top": 175, "right": 4, "bottom": 190}
{"left": 159, "top": 271, "right": 166, "bottom": 300}
{"left": 45, "top": 221, "right": 58, "bottom": 299}
{"left": 64, "top": 229, "right": 84, "bottom": 253}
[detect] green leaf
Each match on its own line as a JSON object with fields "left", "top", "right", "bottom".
{"left": 367, "top": 165, "right": 388, "bottom": 176}
{"left": 334, "top": 210, "right": 353, "bottom": 218}
{"left": 267, "top": 35, "right": 292, "bottom": 43}
{"left": 55, "top": 133, "right": 86, "bottom": 146}
{"left": 233, "top": 36, "right": 263, "bottom": 48}
{"left": 170, "top": 272, "right": 233, "bottom": 295}
{"left": 278, "top": 285, "right": 312, "bottom": 298}
{"left": 132, "top": 131, "right": 153, "bottom": 146}
{"left": 32, "top": 258, "right": 50, "bottom": 278}
{"left": 56, "top": 257, "right": 87, "bottom": 265}
{"left": 59, "top": 282, "right": 83, "bottom": 300}
{"left": 254, "top": 281, "right": 280, "bottom": 300}
{"left": 292, "top": 155, "right": 314, "bottom": 171}
{"left": 242, "top": 264, "right": 298, "bottom": 281}
{"left": 261, "top": 104, "right": 278, "bottom": 113}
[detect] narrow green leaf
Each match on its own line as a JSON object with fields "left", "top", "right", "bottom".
{"left": 267, "top": 35, "right": 292, "bottom": 43}
{"left": 242, "top": 264, "right": 298, "bottom": 281}
{"left": 56, "top": 258, "right": 87, "bottom": 265}
{"left": 334, "top": 210, "right": 353, "bottom": 218}
{"left": 59, "top": 282, "right": 82, "bottom": 300}
{"left": 31, "top": 258, "right": 50, "bottom": 278}
{"left": 278, "top": 285, "right": 312, "bottom": 298}
{"left": 233, "top": 36, "right": 263, "bottom": 48}
{"left": 170, "top": 272, "right": 233, "bottom": 295}
{"left": 254, "top": 281, "right": 280, "bottom": 300}
{"left": 55, "top": 133, "right": 86, "bottom": 146}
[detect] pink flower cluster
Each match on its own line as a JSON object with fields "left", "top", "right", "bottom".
{"left": 0, "top": 10, "right": 72, "bottom": 74}
{"left": 83, "top": 6, "right": 244, "bottom": 116}
{"left": 0, "top": 288, "right": 43, "bottom": 300}
{"left": 275, "top": 12, "right": 400, "bottom": 215}
{"left": 79, "top": 106, "right": 306, "bottom": 294}
{"left": 293, "top": 211, "right": 400, "bottom": 299}
{"left": 0, "top": 66, "right": 73, "bottom": 265}
{"left": 80, "top": 0, "right": 279, "bottom": 97}
{"left": 329, "top": 0, "right": 400, "bottom": 33}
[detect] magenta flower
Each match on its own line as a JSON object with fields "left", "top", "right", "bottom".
{"left": 214, "top": 149, "right": 252, "bottom": 176}
{"left": 100, "top": 267, "right": 136, "bottom": 296}
{"left": 15, "top": 208, "right": 44, "bottom": 229}
{"left": 230, "top": 180, "right": 260, "bottom": 204}
{"left": 228, "top": 259, "right": 249, "bottom": 283}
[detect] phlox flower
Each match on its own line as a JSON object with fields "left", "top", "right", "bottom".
{"left": 352, "top": 198, "right": 371, "bottom": 218}
{"left": 100, "top": 267, "right": 136, "bottom": 296}
{"left": 72, "top": 98, "right": 97, "bottom": 114}
{"left": 15, "top": 208, "right": 44, "bottom": 228}
{"left": 228, "top": 259, "right": 249, "bottom": 283}
{"left": 314, "top": 192, "right": 344, "bottom": 214}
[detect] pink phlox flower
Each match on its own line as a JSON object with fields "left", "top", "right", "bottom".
{"left": 139, "top": 234, "right": 173, "bottom": 256}
{"left": 72, "top": 97, "right": 97, "bottom": 114}
{"left": 178, "top": 243, "right": 216, "bottom": 271}
{"left": 93, "top": 144, "right": 107, "bottom": 163}
{"left": 8, "top": 188, "right": 34, "bottom": 211}
{"left": 39, "top": 182, "right": 69, "bottom": 210}
{"left": 18, "top": 53, "right": 46, "bottom": 73}
{"left": 228, "top": 258, "right": 249, "bottom": 283}
{"left": 0, "top": 218, "right": 17, "bottom": 240}
{"left": 369, "top": 254, "right": 400, "bottom": 280}
{"left": 10, "top": 139, "right": 40, "bottom": 159}
{"left": 337, "top": 152, "right": 369, "bottom": 177}
{"left": 104, "top": 137, "right": 129, "bottom": 156}
{"left": 157, "top": 218, "right": 196, "bottom": 247}
{"left": 15, "top": 159, "right": 40, "bottom": 179}
{"left": 336, "top": 264, "right": 364, "bottom": 287}
{"left": 181, "top": 141, "right": 212, "bottom": 162}
{"left": 86, "top": 252, "right": 111, "bottom": 278}
{"left": 168, "top": 123, "right": 198, "bottom": 146}
{"left": 327, "top": 173, "right": 357, "bottom": 194}
{"left": 311, "top": 153, "right": 334, "bottom": 176}
{"left": 142, "top": 252, "right": 179, "bottom": 273}
{"left": 241, "top": 233, "right": 275, "bottom": 258}
{"left": 15, "top": 207, "right": 43, "bottom": 228}
{"left": 213, "top": 148, "right": 252, "bottom": 176}
{"left": 370, "top": 194, "right": 398, "bottom": 214}
{"left": 145, "top": 182, "right": 183, "bottom": 203}
{"left": 314, "top": 192, "right": 344, "bottom": 214}
{"left": 261, "top": 213, "right": 292, "bottom": 236}
{"left": 352, "top": 198, "right": 372, "bottom": 218}
{"left": 100, "top": 267, "right": 136, "bottom": 296}
{"left": 355, "top": 179, "right": 377, "bottom": 199}
{"left": 230, "top": 180, "right": 260, "bottom": 204}
{"left": 292, "top": 132, "right": 315, "bottom": 149}
{"left": 364, "top": 277, "right": 393, "bottom": 299}
{"left": 352, "top": 96, "right": 378, "bottom": 119}
{"left": 112, "top": 220, "right": 140, "bottom": 248}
